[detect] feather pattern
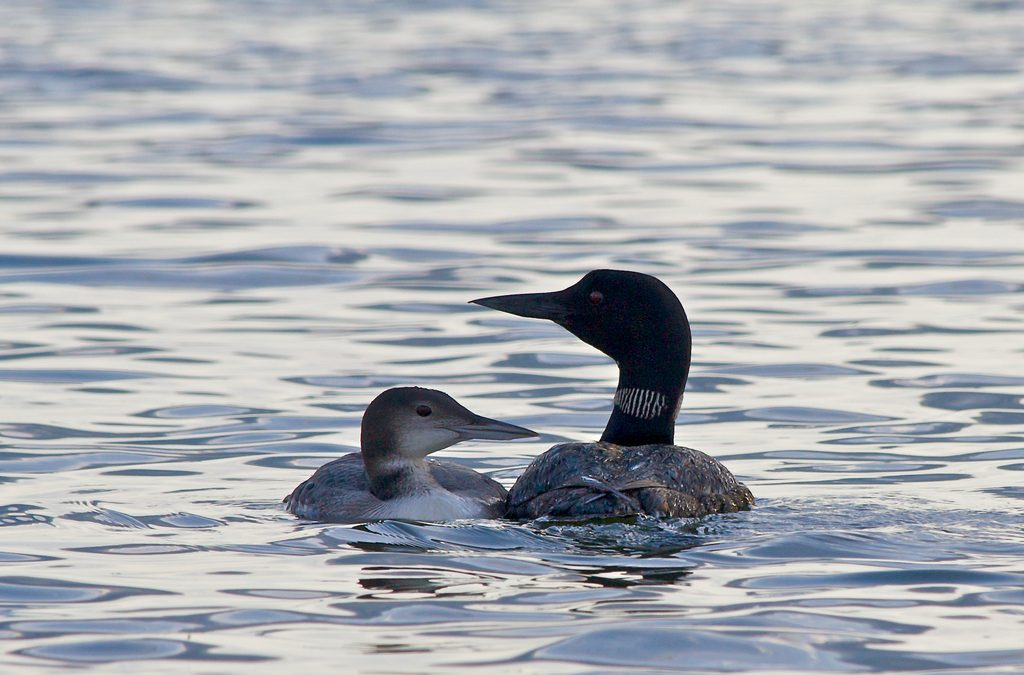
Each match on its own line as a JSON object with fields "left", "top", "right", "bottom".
{"left": 613, "top": 387, "right": 667, "bottom": 419}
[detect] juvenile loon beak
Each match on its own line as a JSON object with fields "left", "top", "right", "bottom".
{"left": 470, "top": 291, "right": 569, "bottom": 325}
{"left": 447, "top": 413, "right": 537, "bottom": 441}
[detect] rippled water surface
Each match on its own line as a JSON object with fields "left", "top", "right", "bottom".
{"left": 2, "top": 1, "right": 1024, "bottom": 671}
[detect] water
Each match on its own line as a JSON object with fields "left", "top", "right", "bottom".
{"left": 2, "top": 0, "right": 1023, "bottom": 671}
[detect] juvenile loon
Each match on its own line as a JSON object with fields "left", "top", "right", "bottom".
{"left": 285, "top": 387, "right": 536, "bottom": 523}
{"left": 472, "top": 269, "right": 753, "bottom": 520}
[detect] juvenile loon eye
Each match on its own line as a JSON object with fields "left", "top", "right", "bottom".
{"left": 589, "top": 290, "right": 604, "bottom": 305}
{"left": 415, "top": 405, "right": 432, "bottom": 417}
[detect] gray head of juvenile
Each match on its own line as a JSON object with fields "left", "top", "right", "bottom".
{"left": 359, "top": 387, "right": 536, "bottom": 471}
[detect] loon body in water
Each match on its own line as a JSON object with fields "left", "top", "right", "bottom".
{"left": 285, "top": 387, "right": 535, "bottom": 523}
{"left": 472, "top": 270, "right": 753, "bottom": 520}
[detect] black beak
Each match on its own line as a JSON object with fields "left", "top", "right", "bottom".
{"left": 470, "top": 290, "right": 570, "bottom": 325}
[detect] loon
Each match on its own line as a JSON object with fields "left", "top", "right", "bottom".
{"left": 472, "top": 269, "right": 753, "bottom": 520}
{"left": 285, "top": 387, "right": 536, "bottom": 523}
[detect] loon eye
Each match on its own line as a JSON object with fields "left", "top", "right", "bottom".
{"left": 589, "top": 290, "right": 604, "bottom": 305}
{"left": 415, "top": 405, "right": 432, "bottom": 417}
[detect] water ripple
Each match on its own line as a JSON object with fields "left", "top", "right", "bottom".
{"left": 2, "top": 0, "right": 1023, "bottom": 671}
{"left": 0, "top": 577, "right": 172, "bottom": 605}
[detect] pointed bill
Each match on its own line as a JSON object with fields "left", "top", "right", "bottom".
{"left": 447, "top": 413, "right": 537, "bottom": 441}
{"left": 470, "top": 290, "right": 570, "bottom": 324}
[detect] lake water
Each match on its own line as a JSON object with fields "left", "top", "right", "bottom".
{"left": 2, "top": 1, "right": 1023, "bottom": 671}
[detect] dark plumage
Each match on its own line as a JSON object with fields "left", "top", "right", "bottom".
{"left": 506, "top": 442, "right": 753, "bottom": 519}
{"left": 472, "top": 269, "right": 754, "bottom": 520}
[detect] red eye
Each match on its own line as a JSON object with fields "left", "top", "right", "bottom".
{"left": 589, "top": 290, "right": 604, "bottom": 305}
{"left": 416, "top": 405, "right": 432, "bottom": 417}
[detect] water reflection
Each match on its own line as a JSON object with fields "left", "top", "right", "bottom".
{"left": 2, "top": 0, "right": 1023, "bottom": 671}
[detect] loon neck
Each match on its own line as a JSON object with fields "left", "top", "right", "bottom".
{"left": 600, "top": 352, "right": 689, "bottom": 447}
{"left": 364, "top": 456, "right": 441, "bottom": 501}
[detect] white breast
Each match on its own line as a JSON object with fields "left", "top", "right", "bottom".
{"left": 368, "top": 490, "right": 492, "bottom": 522}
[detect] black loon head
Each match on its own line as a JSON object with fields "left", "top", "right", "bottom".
{"left": 471, "top": 270, "right": 691, "bottom": 446}
{"left": 360, "top": 387, "right": 536, "bottom": 498}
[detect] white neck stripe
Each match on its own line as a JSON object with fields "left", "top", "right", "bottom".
{"left": 613, "top": 387, "right": 667, "bottom": 419}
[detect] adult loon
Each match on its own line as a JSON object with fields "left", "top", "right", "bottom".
{"left": 472, "top": 269, "right": 753, "bottom": 519}
{"left": 285, "top": 387, "right": 536, "bottom": 523}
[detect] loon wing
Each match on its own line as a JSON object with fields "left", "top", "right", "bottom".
{"left": 506, "top": 442, "right": 753, "bottom": 520}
